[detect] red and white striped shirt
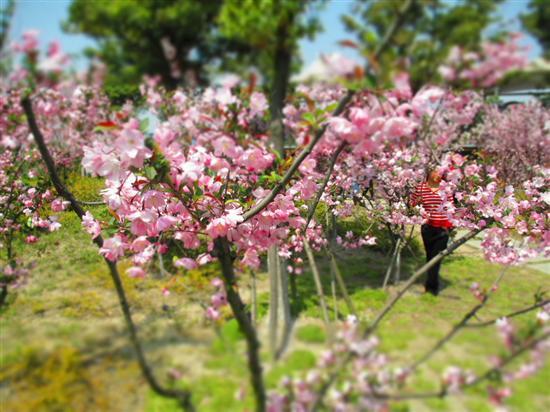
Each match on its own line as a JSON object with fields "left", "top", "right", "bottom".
{"left": 411, "top": 182, "right": 453, "bottom": 228}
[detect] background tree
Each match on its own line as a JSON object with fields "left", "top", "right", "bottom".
{"left": 217, "top": 0, "right": 323, "bottom": 113}
{"left": 63, "top": 0, "right": 223, "bottom": 89}
{"left": 64, "top": 0, "right": 324, "bottom": 94}
{"left": 342, "top": 0, "right": 505, "bottom": 90}
{"left": 521, "top": 0, "right": 550, "bottom": 59}
{"left": 0, "top": 0, "right": 16, "bottom": 76}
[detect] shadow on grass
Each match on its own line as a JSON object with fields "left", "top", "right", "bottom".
{"left": 289, "top": 238, "right": 427, "bottom": 319}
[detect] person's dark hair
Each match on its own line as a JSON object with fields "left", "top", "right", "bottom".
{"left": 425, "top": 163, "right": 438, "bottom": 181}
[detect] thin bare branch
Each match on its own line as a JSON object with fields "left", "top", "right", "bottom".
{"left": 373, "top": 330, "right": 550, "bottom": 401}
{"left": 408, "top": 267, "right": 509, "bottom": 372}
{"left": 465, "top": 299, "right": 550, "bottom": 328}
{"left": 365, "top": 226, "right": 487, "bottom": 337}
{"left": 313, "top": 225, "right": 487, "bottom": 409}
{"left": 304, "top": 239, "right": 331, "bottom": 328}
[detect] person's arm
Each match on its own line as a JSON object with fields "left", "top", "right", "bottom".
{"left": 410, "top": 182, "right": 422, "bottom": 207}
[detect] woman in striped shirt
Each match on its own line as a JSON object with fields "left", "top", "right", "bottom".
{"left": 410, "top": 168, "right": 453, "bottom": 295}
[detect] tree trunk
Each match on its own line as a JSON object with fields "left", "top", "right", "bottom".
{"left": 266, "top": 5, "right": 295, "bottom": 360}
{"left": 304, "top": 240, "right": 330, "bottom": 328}
{"left": 267, "top": 245, "right": 279, "bottom": 357}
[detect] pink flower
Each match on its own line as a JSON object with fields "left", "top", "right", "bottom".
{"left": 19, "top": 30, "right": 39, "bottom": 53}
{"left": 82, "top": 211, "right": 101, "bottom": 239}
{"left": 241, "top": 248, "right": 260, "bottom": 268}
{"left": 250, "top": 92, "right": 268, "bottom": 114}
{"left": 131, "top": 236, "right": 150, "bottom": 252}
{"left": 25, "top": 235, "right": 38, "bottom": 244}
{"left": 82, "top": 141, "right": 121, "bottom": 179}
{"left": 99, "top": 235, "right": 125, "bottom": 261}
{"left": 383, "top": 117, "right": 416, "bottom": 139}
{"left": 126, "top": 266, "right": 146, "bottom": 278}
{"left": 174, "top": 257, "right": 198, "bottom": 270}
{"left": 156, "top": 215, "right": 178, "bottom": 232}
{"left": 212, "top": 135, "right": 242, "bottom": 159}
{"left": 329, "top": 117, "right": 361, "bottom": 143}
{"left": 211, "top": 291, "right": 227, "bottom": 308}
{"left": 393, "top": 72, "right": 412, "bottom": 100}
{"left": 464, "top": 163, "right": 480, "bottom": 177}
{"left": 51, "top": 198, "right": 69, "bottom": 212}
{"left": 205, "top": 306, "right": 221, "bottom": 321}
{"left": 211, "top": 278, "right": 224, "bottom": 288}
{"left": 239, "top": 148, "right": 274, "bottom": 172}
{"left": 205, "top": 207, "right": 244, "bottom": 239}
{"left": 115, "top": 123, "right": 152, "bottom": 168}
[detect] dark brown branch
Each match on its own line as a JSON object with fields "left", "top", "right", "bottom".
{"left": 76, "top": 200, "right": 105, "bottom": 206}
{"left": 21, "top": 96, "right": 194, "bottom": 411}
{"left": 214, "top": 237, "right": 266, "bottom": 412}
{"left": 305, "top": 141, "right": 347, "bottom": 227}
{"left": 243, "top": 90, "right": 355, "bottom": 222}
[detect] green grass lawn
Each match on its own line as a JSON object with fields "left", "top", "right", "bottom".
{"left": 1, "top": 178, "right": 549, "bottom": 411}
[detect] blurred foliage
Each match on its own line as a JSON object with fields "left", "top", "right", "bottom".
{"left": 64, "top": 0, "right": 325, "bottom": 91}
{"left": 521, "top": 0, "right": 550, "bottom": 59}
{"left": 63, "top": 0, "right": 224, "bottom": 88}
{"left": 103, "top": 84, "right": 143, "bottom": 107}
{"left": 0, "top": 0, "right": 15, "bottom": 53}
{"left": 342, "top": 0, "right": 505, "bottom": 90}
{"left": 217, "top": 0, "right": 325, "bottom": 87}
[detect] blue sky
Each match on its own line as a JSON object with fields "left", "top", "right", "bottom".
{"left": 8, "top": 0, "right": 542, "bottom": 72}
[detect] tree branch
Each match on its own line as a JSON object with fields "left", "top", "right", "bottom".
{"left": 373, "top": 330, "right": 550, "bottom": 401}
{"left": 214, "top": 237, "right": 266, "bottom": 412}
{"left": 21, "top": 96, "right": 194, "bottom": 412}
{"left": 366, "top": 0, "right": 416, "bottom": 74}
{"left": 313, "top": 225, "right": 487, "bottom": 409}
{"left": 242, "top": 90, "right": 355, "bottom": 222}
{"left": 407, "top": 267, "right": 508, "bottom": 372}
{"left": 305, "top": 141, "right": 347, "bottom": 228}
{"left": 364, "top": 225, "right": 487, "bottom": 337}
{"left": 465, "top": 299, "right": 549, "bottom": 328}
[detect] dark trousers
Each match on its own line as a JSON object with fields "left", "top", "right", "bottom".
{"left": 421, "top": 224, "right": 449, "bottom": 293}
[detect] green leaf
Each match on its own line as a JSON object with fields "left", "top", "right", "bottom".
{"left": 302, "top": 112, "right": 316, "bottom": 125}
{"left": 144, "top": 166, "right": 157, "bottom": 181}
{"left": 325, "top": 102, "right": 339, "bottom": 113}
{"left": 139, "top": 117, "right": 150, "bottom": 133}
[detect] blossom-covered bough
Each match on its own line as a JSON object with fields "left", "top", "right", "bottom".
{"left": 7, "top": 26, "right": 549, "bottom": 412}
{"left": 1, "top": 32, "right": 112, "bottom": 306}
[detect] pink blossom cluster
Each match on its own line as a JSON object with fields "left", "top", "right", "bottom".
{"left": 7, "top": 30, "right": 71, "bottom": 88}
{"left": 81, "top": 84, "right": 317, "bottom": 281}
{"left": 205, "top": 277, "right": 227, "bottom": 321}
{"left": 477, "top": 101, "right": 550, "bottom": 185}
{"left": 487, "top": 309, "right": 550, "bottom": 411}
{"left": 267, "top": 315, "right": 400, "bottom": 411}
{"left": 438, "top": 33, "right": 528, "bottom": 88}
{"left": 268, "top": 300, "right": 549, "bottom": 411}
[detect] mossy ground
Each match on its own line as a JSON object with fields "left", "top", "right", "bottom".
{"left": 1, "top": 176, "right": 549, "bottom": 411}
